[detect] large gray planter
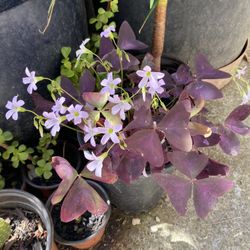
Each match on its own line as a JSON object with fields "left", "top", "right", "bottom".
{"left": 113, "top": 0, "right": 250, "bottom": 69}
{"left": 0, "top": 0, "right": 88, "bottom": 142}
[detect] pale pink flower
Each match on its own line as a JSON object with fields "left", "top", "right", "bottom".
{"left": 43, "top": 111, "right": 61, "bottom": 136}
{"left": 5, "top": 95, "right": 25, "bottom": 120}
{"left": 100, "top": 25, "right": 115, "bottom": 38}
{"left": 83, "top": 121, "right": 99, "bottom": 147}
{"left": 76, "top": 38, "right": 90, "bottom": 60}
{"left": 109, "top": 95, "right": 131, "bottom": 120}
{"left": 22, "top": 67, "right": 37, "bottom": 94}
{"left": 100, "top": 72, "right": 121, "bottom": 95}
{"left": 148, "top": 79, "right": 165, "bottom": 97}
{"left": 84, "top": 151, "right": 105, "bottom": 177}
{"left": 100, "top": 120, "right": 122, "bottom": 144}
{"left": 236, "top": 66, "right": 247, "bottom": 79}
{"left": 52, "top": 97, "right": 67, "bottom": 114}
{"left": 66, "top": 104, "right": 88, "bottom": 125}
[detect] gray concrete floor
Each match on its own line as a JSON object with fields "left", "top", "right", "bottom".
{"left": 94, "top": 60, "right": 250, "bottom": 250}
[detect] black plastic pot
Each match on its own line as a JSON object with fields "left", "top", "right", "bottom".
{"left": 0, "top": 189, "right": 57, "bottom": 250}
{"left": 109, "top": 0, "right": 250, "bottom": 69}
{"left": 0, "top": 0, "right": 89, "bottom": 142}
{"left": 23, "top": 140, "right": 82, "bottom": 199}
{"left": 46, "top": 179, "right": 111, "bottom": 249}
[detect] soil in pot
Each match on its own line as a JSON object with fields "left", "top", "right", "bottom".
{"left": 0, "top": 207, "right": 47, "bottom": 249}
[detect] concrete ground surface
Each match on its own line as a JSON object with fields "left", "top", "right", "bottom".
{"left": 59, "top": 61, "right": 250, "bottom": 250}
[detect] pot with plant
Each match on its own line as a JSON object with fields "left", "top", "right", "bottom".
{"left": 6, "top": 0, "right": 250, "bottom": 220}
{"left": 0, "top": 189, "right": 57, "bottom": 250}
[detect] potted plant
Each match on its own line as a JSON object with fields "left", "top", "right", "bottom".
{"left": 0, "top": 189, "right": 57, "bottom": 249}
{"left": 5, "top": 0, "right": 250, "bottom": 220}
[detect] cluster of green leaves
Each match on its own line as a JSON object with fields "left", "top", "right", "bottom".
{"left": 89, "top": 0, "right": 119, "bottom": 51}
{"left": 60, "top": 47, "right": 94, "bottom": 86}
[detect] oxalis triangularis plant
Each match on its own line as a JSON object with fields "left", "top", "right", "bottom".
{"left": 5, "top": 0, "right": 250, "bottom": 222}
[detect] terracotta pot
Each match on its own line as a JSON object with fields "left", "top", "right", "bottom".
{"left": 47, "top": 179, "right": 111, "bottom": 249}
{"left": 0, "top": 189, "right": 57, "bottom": 250}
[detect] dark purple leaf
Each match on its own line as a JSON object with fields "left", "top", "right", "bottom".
{"left": 195, "top": 54, "right": 231, "bottom": 80}
{"left": 51, "top": 157, "right": 78, "bottom": 205}
{"left": 124, "top": 106, "right": 153, "bottom": 131}
{"left": 60, "top": 177, "right": 109, "bottom": 222}
{"left": 153, "top": 174, "right": 192, "bottom": 215}
{"left": 61, "top": 76, "right": 79, "bottom": 103}
{"left": 31, "top": 92, "right": 54, "bottom": 115}
{"left": 193, "top": 133, "right": 221, "bottom": 147}
{"left": 126, "top": 129, "right": 164, "bottom": 167}
{"left": 168, "top": 151, "right": 208, "bottom": 179}
{"left": 98, "top": 49, "right": 140, "bottom": 72}
{"left": 218, "top": 126, "right": 240, "bottom": 156}
{"left": 193, "top": 177, "right": 233, "bottom": 218}
{"left": 99, "top": 37, "right": 114, "bottom": 58}
{"left": 196, "top": 159, "right": 229, "bottom": 179}
{"left": 186, "top": 80, "right": 223, "bottom": 100}
{"left": 225, "top": 104, "right": 250, "bottom": 135}
{"left": 114, "top": 150, "right": 146, "bottom": 184}
{"left": 158, "top": 102, "right": 192, "bottom": 152}
{"left": 81, "top": 157, "right": 118, "bottom": 184}
{"left": 172, "top": 64, "right": 193, "bottom": 85}
{"left": 79, "top": 70, "right": 95, "bottom": 94}
{"left": 118, "top": 21, "right": 148, "bottom": 51}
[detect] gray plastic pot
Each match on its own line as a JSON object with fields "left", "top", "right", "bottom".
{"left": 46, "top": 179, "right": 111, "bottom": 249}
{"left": 0, "top": 0, "right": 88, "bottom": 142}
{"left": 112, "top": 0, "right": 250, "bottom": 69}
{"left": 0, "top": 189, "right": 57, "bottom": 250}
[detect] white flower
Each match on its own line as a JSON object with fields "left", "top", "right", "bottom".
{"left": 109, "top": 95, "right": 131, "bottom": 120}
{"left": 43, "top": 111, "right": 61, "bottom": 136}
{"left": 66, "top": 104, "right": 89, "bottom": 125}
{"left": 22, "top": 67, "right": 38, "bottom": 94}
{"left": 148, "top": 79, "right": 165, "bottom": 97}
{"left": 241, "top": 89, "right": 250, "bottom": 104}
{"left": 236, "top": 66, "right": 247, "bottom": 79}
{"left": 5, "top": 95, "right": 25, "bottom": 120}
{"left": 100, "top": 72, "right": 121, "bottom": 95}
{"left": 100, "top": 25, "right": 116, "bottom": 38}
{"left": 100, "top": 120, "right": 122, "bottom": 145}
{"left": 83, "top": 121, "right": 99, "bottom": 147}
{"left": 52, "top": 97, "right": 67, "bottom": 114}
{"left": 136, "top": 65, "right": 164, "bottom": 89}
{"left": 84, "top": 151, "right": 105, "bottom": 177}
{"left": 76, "top": 38, "right": 90, "bottom": 60}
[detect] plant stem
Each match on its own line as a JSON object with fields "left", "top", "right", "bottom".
{"left": 152, "top": 0, "right": 168, "bottom": 71}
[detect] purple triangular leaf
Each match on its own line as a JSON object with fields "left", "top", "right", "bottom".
{"left": 118, "top": 21, "right": 148, "bottom": 51}
{"left": 60, "top": 177, "right": 109, "bottom": 222}
{"left": 196, "top": 159, "right": 229, "bottom": 179}
{"left": 225, "top": 104, "right": 250, "bottom": 135}
{"left": 218, "top": 126, "right": 240, "bottom": 156}
{"left": 31, "top": 92, "right": 54, "bottom": 115}
{"left": 79, "top": 70, "right": 96, "bottom": 94}
{"left": 186, "top": 80, "right": 223, "bottom": 100}
{"left": 124, "top": 106, "right": 153, "bottom": 131}
{"left": 171, "top": 64, "right": 194, "bottom": 85}
{"left": 99, "top": 37, "right": 115, "bottom": 58}
{"left": 125, "top": 129, "right": 164, "bottom": 167}
{"left": 61, "top": 76, "right": 79, "bottom": 103}
{"left": 158, "top": 102, "right": 192, "bottom": 152}
{"left": 168, "top": 151, "right": 208, "bottom": 179}
{"left": 193, "top": 133, "right": 221, "bottom": 147}
{"left": 195, "top": 54, "right": 231, "bottom": 80}
{"left": 51, "top": 157, "right": 78, "bottom": 205}
{"left": 153, "top": 174, "right": 192, "bottom": 215}
{"left": 193, "top": 177, "right": 233, "bottom": 218}
{"left": 141, "top": 53, "right": 155, "bottom": 69}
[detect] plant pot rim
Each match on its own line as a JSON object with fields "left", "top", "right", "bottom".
{"left": 0, "top": 189, "right": 54, "bottom": 250}
{"left": 46, "top": 179, "right": 111, "bottom": 246}
{"left": 23, "top": 140, "right": 82, "bottom": 190}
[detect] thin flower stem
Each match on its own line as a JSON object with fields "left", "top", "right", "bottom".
{"left": 61, "top": 89, "right": 83, "bottom": 106}
{"left": 24, "top": 109, "right": 40, "bottom": 117}
{"left": 155, "top": 93, "right": 168, "bottom": 111}
{"left": 61, "top": 123, "right": 84, "bottom": 134}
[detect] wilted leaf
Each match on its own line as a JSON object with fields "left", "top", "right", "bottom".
{"left": 188, "top": 122, "right": 212, "bottom": 137}
{"left": 82, "top": 92, "right": 109, "bottom": 109}
{"left": 60, "top": 177, "right": 108, "bottom": 222}
{"left": 168, "top": 151, "right": 208, "bottom": 179}
{"left": 193, "top": 177, "right": 233, "bottom": 218}
{"left": 153, "top": 174, "right": 192, "bottom": 215}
